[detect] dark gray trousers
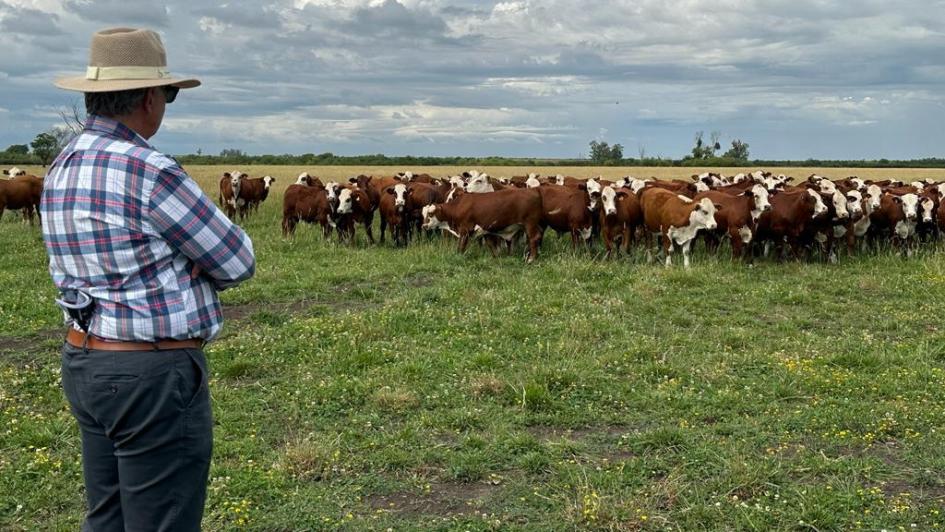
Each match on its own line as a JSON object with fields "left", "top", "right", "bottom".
{"left": 60, "top": 344, "right": 213, "bottom": 532}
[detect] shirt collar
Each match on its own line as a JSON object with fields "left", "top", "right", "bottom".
{"left": 84, "top": 115, "right": 153, "bottom": 149}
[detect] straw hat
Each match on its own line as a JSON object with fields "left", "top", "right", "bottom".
{"left": 55, "top": 27, "right": 200, "bottom": 93}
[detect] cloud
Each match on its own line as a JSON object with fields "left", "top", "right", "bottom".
{"left": 63, "top": 0, "right": 170, "bottom": 27}
{"left": 0, "top": 0, "right": 943, "bottom": 159}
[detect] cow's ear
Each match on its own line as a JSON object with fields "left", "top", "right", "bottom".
{"left": 714, "top": 203, "right": 723, "bottom": 211}
{"left": 348, "top": 176, "right": 358, "bottom": 183}
{"left": 785, "top": 177, "right": 795, "bottom": 183}
{"left": 407, "top": 187, "right": 414, "bottom": 195}
{"left": 385, "top": 187, "right": 395, "bottom": 195}
{"left": 223, "top": 172, "right": 231, "bottom": 178}
{"left": 893, "top": 196, "right": 902, "bottom": 204}
{"left": 616, "top": 191, "right": 628, "bottom": 200}
{"left": 742, "top": 189, "right": 753, "bottom": 197}
{"left": 577, "top": 183, "right": 587, "bottom": 191}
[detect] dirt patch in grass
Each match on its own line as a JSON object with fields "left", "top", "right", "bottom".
{"left": 525, "top": 424, "right": 635, "bottom": 442}
{"left": 366, "top": 481, "right": 500, "bottom": 517}
{"left": 0, "top": 327, "right": 64, "bottom": 365}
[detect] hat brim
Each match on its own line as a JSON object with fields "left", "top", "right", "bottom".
{"left": 54, "top": 76, "right": 200, "bottom": 92}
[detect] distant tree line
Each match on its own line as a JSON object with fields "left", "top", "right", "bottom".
{"left": 3, "top": 124, "right": 944, "bottom": 169}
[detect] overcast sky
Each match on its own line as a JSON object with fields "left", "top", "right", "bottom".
{"left": 2, "top": 0, "right": 944, "bottom": 159}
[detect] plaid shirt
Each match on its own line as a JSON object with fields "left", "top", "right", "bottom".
{"left": 41, "top": 115, "right": 255, "bottom": 342}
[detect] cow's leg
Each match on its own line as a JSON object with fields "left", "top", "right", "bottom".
{"left": 363, "top": 214, "right": 376, "bottom": 244}
{"left": 525, "top": 225, "right": 541, "bottom": 263}
{"left": 457, "top": 231, "right": 470, "bottom": 254}
{"left": 682, "top": 238, "right": 694, "bottom": 269}
{"left": 603, "top": 224, "right": 615, "bottom": 259}
{"left": 663, "top": 233, "right": 673, "bottom": 267}
{"left": 379, "top": 217, "right": 387, "bottom": 244}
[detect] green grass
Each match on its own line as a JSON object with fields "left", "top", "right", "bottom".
{"left": 2, "top": 171, "right": 945, "bottom": 530}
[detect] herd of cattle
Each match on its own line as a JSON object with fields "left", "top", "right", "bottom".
{"left": 216, "top": 168, "right": 945, "bottom": 267}
{"left": 3, "top": 165, "right": 941, "bottom": 267}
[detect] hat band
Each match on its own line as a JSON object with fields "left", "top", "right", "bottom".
{"left": 86, "top": 65, "right": 171, "bottom": 81}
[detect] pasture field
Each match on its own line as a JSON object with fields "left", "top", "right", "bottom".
{"left": 2, "top": 165, "right": 945, "bottom": 530}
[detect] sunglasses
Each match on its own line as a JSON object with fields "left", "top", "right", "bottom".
{"left": 161, "top": 85, "right": 180, "bottom": 104}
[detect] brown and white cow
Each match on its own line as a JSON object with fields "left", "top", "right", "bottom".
{"left": 218, "top": 171, "right": 244, "bottom": 219}
{"left": 694, "top": 184, "right": 772, "bottom": 261}
{"left": 868, "top": 192, "right": 920, "bottom": 256}
{"left": 421, "top": 188, "right": 544, "bottom": 263}
{"left": 234, "top": 175, "right": 275, "bottom": 219}
{"left": 639, "top": 187, "right": 719, "bottom": 268}
{"left": 379, "top": 183, "right": 412, "bottom": 246}
{"left": 599, "top": 185, "right": 643, "bottom": 257}
{"left": 536, "top": 185, "right": 595, "bottom": 249}
{"left": 3, "top": 167, "right": 26, "bottom": 178}
{"left": 0, "top": 174, "right": 42, "bottom": 225}
{"left": 282, "top": 184, "right": 333, "bottom": 237}
{"left": 335, "top": 185, "right": 376, "bottom": 244}
{"left": 752, "top": 189, "right": 828, "bottom": 260}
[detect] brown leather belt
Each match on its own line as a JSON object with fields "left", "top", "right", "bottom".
{"left": 66, "top": 328, "right": 204, "bottom": 351}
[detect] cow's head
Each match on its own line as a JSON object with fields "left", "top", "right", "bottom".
{"left": 865, "top": 184, "right": 883, "bottom": 211}
{"left": 421, "top": 204, "right": 447, "bottom": 231}
{"left": 263, "top": 176, "right": 275, "bottom": 189}
{"left": 466, "top": 173, "right": 492, "bottom": 193}
{"left": 525, "top": 175, "right": 541, "bottom": 188}
{"left": 744, "top": 184, "right": 772, "bottom": 220}
{"left": 585, "top": 178, "right": 603, "bottom": 211}
{"left": 828, "top": 190, "right": 849, "bottom": 220}
{"left": 818, "top": 179, "right": 837, "bottom": 194}
{"left": 893, "top": 193, "right": 919, "bottom": 221}
{"left": 807, "top": 189, "right": 828, "bottom": 218}
{"left": 554, "top": 174, "right": 565, "bottom": 186}
{"left": 336, "top": 187, "right": 355, "bottom": 214}
{"left": 296, "top": 172, "right": 312, "bottom": 186}
{"left": 690, "top": 198, "right": 718, "bottom": 231}
{"left": 600, "top": 186, "right": 626, "bottom": 217}
{"left": 845, "top": 190, "right": 864, "bottom": 219}
{"left": 920, "top": 196, "right": 935, "bottom": 223}
{"left": 387, "top": 183, "right": 410, "bottom": 211}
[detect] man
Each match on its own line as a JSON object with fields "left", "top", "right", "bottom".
{"left": 41, "top": 28, "right": 255, "bottom": 531}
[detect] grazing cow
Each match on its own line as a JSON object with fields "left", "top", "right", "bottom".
{"left": 599, "top": 185, "right": 643, "bottom": 257}
{"left": 335, "top": 186, "right": 376, "bottom": 244}
{"left": 379, "top": 183, "right": 412, "bottom": 246}
{"left": 282, "top": 184, "right": 333, "bottom": 237}
{"left": 638, "top": 187, "right": 719, "bottom": 268}
{"left": 694, "top": 184, "right": 772, "bottom": 261}
{"left": 234, "top": 175, "right": 275, "bottom": 219}
{"left": 536, "top": 185, "right": 595, "bottom": 250}
{"left": 3, "top": 167, "right": 26, "bottom": 178}
{"left": 752, "top": 189, "right": 828, "bottom": 260}
{"left": 0, "top": 174, "right": 43, "bottom": 225}
{"left": 421, "top": 188, "right": 544, "bottom": 262}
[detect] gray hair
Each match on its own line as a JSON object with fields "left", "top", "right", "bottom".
{"left": 84, "top": 88, "right": 148, "bottom": 117}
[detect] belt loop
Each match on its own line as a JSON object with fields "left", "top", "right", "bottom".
{"left": 82, "top": 330, "right": 90, "bottom": 354}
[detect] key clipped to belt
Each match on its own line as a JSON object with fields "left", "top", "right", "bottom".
{"left": 55, "top": 289, "right": 96, "bottom": 333}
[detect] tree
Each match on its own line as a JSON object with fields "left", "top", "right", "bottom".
{"left": 4, "top": 144, "right": 29, "bottom": 155}
{"left": 31, "top": 132, "right": 60, "bottom": 166}
{"left": 589, "top": 140, "right": 624, "bottom": 164}
{"left": 723, "top": 139, "right": 750, "bottom": 160}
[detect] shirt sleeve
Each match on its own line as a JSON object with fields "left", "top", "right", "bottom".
{"left": 148, "top": 165, "right": 256, "bottom": 290}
